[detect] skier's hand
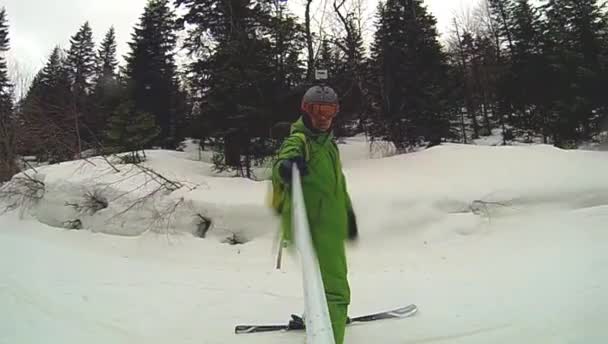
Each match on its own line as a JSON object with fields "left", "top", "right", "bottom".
{"left": 279, "top": 156, "right": 308, "bottom": 184}
{"left": 347, "top": 209, "right": 358, "bottom": 241}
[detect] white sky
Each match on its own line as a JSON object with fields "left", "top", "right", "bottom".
{"left": 3, "top": 0, "right": 476, "bottom": 73}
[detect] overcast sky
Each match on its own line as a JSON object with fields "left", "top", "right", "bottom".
{"left": 4, "top": 0, "right": 476, "bottom": 73}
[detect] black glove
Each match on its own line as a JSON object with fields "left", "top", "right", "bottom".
{"left": 279, "top": 156, "right": 308, "bottom": 184}
{"left": 347, "top": 209, "right": 358, "bottom": 241}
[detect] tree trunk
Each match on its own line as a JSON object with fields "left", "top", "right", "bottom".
{"left": 305, "top": 0, "right": 315, "bottom": 81}
{"left": 460, "top": 108, "right": 468, "bottom": 144}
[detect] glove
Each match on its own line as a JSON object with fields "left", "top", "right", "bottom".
{"left": 278, "top": 156, "right": 308, "bottom": 184}
{"left": 347, "top": 209, "right": 358, "bottom": 241}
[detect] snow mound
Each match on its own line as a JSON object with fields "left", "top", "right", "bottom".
{"left": 1, "top": 151, "right": 276, "bottom": 241}
{"left": 2, "top": 140, "right": 608, "bottom": 245}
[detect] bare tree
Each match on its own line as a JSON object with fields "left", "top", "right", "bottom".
{"left": 488, "top": 0, "right": 514, "bottom": 54}
{"left": 8, "top": 58, "right": 33, "bottom": 104}
{"left": 476, "top": 0, "right": 502, "bottom": 59}
{"left": 476, "top": 0, "right": 511, "bottom": 142}
{"left": 330, "top": 0, "right": 369, "bottom": 130}
{"left": 305, "top": 0, "right": 316, "bottom": 80}
{"left": 447, "top": 1, "right": 506, "bottom": 141}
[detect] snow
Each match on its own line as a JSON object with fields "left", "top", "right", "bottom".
{"left": 1, "top": 139, "right": 608, "bottom": 343}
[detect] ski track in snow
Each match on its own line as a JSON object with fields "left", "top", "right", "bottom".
{"left": 2, "top": 141, "right": 608, "bottom": 343}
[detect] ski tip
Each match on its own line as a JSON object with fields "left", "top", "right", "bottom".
{"left": 385, "top": 304, "right": 419, "bottom": 319}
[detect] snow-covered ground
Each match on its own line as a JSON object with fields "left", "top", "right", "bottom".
{"left": 1, "top": 139, "right": 608, "bottom": 344}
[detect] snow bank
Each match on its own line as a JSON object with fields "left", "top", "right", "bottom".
{"left": 2, "top": 139, "right": 608, "bottom": 245}
{"left": 0, "top": 136, "right": 396, "bottom": 241}
{"left": 1, "top": 151, "right": 277, "bottom": 241}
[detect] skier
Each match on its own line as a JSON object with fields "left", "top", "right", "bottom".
{"left": 270, "top": 85, "right": 358, "bottom": 344}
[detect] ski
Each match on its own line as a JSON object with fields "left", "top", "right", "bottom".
{"left": 234, "top": 304, "right": 418, "bottom": 334}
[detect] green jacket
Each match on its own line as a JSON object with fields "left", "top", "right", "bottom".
{"left": 271, "top": 117, "right": 354, "bottom": 245}
{"left": 271, "top": 116, "right": 354, "bottom": 344}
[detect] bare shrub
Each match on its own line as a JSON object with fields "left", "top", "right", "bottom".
{"left": 0, "top": 174, "right": 45, "bottom": 214}
{"left": 66, "top": 190, "right": 109, "bottom": 215}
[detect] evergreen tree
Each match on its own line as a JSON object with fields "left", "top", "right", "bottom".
{"left": 91, "top": 27, "right": 121, "bottom": 144}
{"left": 509, "top": 0, "right": 549, "bottom": 141}
{"left": 22, "top": 47, "right": 75, "bottom": 161}
{"left": 269, "top": 9, "right": 306, "bottom": 90}
{"left": 368, "top": 0, "right": 451, "bottom": 151}
{"left": 104, "top": 101, "right": 160, "bottom": 162}
{"left": 66, "top": 22, "right": 96, "bottom": 151}
{"left": 488, "top": 0, "right": 516, "bottom": 53}
{"left": 67, "top": 22, "right": 96, "bottom": 95}
{"left": 315, "top": 39, "right": 338, "bottom": 76}
{"left": 96, "top": 27, "right": 118, "bottom": 88}
{"left": 542, "top": 0, "right": 608, "bottom": 144}
{"left": 176, "top": 0, "right": 304, "bottom": 176}
{"left": 0, "top": 7, "right": 18, "bottom": 182}
{"left": 125, "top": 0, "right": 181, "bottom": 149}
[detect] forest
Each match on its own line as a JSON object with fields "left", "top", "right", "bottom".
{"left": 0, "top": 0, "right": 607, "bottom": 181}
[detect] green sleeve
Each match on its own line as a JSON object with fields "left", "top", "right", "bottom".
{"left": 271, "top": 134, "right": 307, "bottom": 245}
{"left": 342, "top": 171, "right": 353, "bottom": 213}
{"left": 272, "top": 134, "right": 306, "bottom": 185}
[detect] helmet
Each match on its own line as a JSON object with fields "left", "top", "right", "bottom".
{"left": 301, "top": 86, "right": 340, "bottom": 119}
{"left": 301, "top": 85, "right": 339, "bottom": 105}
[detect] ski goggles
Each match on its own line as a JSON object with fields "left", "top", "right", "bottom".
{"left": 303, "top": 103, "right": 339, "bottom": 120}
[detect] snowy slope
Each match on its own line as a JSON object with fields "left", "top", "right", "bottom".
{"left": 1, "top": 141, "right": 608, "bottom": 344}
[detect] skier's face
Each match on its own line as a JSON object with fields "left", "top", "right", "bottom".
{"left": 306, "top": 103, "right": 338, "bottom": 131}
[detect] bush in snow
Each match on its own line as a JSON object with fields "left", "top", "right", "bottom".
{"left": 63, "top": 219, "right": 83, "bottom": 230}
{"left": 222, "top": 232, "right": 248, "bottom": 245}
{"left": 470, "top": 200, "right": 511, "bottom": 218}
{"left": 0, "top": 174, "right": 45, "bottom": 214}
{"left": 211, "top": 152, "right": 230, "bottom": 174}
{"left": 104, "top": 101, "right": 160, "bottom": 163}
{"left": 118, "top": 153, "right": 147, "bottom": 164}
{"left": 66, "top": 190, "right": 109, "bottom": 215}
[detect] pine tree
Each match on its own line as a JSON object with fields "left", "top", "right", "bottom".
{"left": 266, "top": 6, "right": 306, "bottom": 125}
{"left": 65, "top": 21, "right": 96, "bottom": 152}
{"left": 542, "top": 0, "right": 608, "bottom": 144}
{"left": 91, "top": 27, "right": 121, "bottom": 144}
{"left": 488, "top": 0, "right": 516, "bottom": 53}
{"left": 176, "top": 0, "right": 303, "bottom": 177}
{"left": 67, "top": 22, "right": 96, "bottom": 95}
{"left": 0, "top": 7, "right": 18, "bottom": 182}
{"left": 508, "top": 0, "right": 549, "bottom": 141}
{"left": 21, "top": 47, "right": 75, "bottom": 161}
{"left": 96, "top": 27, "right": 118, "bottom": 88}
{"left": 368, "top": 0, "right": 451, "bottom": 151}
{"left": 104, "top": 101, "right": 160, "bottom": 162}
{"left": 125, "top": 0, "right": 181, "bottom": 149}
